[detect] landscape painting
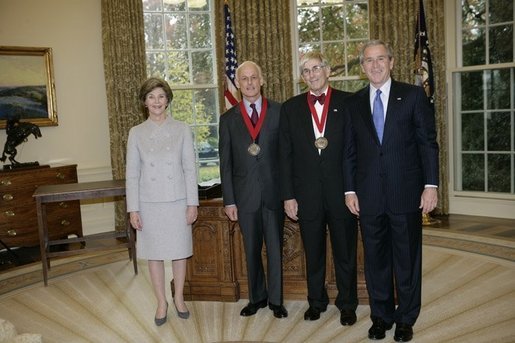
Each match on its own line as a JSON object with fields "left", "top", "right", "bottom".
{"left": 0, "top": 46, "right": 58, "bottom": 129}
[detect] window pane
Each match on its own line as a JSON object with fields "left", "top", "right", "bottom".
{"left": 164, "top": 0, "right": 185, "bottom": 11}
{"left": 462, "top": 153, "right": 485, "bottom": 191}
{"left": 298, "top": 7, "right": 320, "bottom": 43}
{"left": 170, "top": 89, "right": 194, "bottom": 124}
{"left": 299, "top": 43, "right": 321, "bottom": 57}
{"left": 194, "top": 88, "right": 217, "bottom": 124}
{"left": 166, "top": 51, "right": 190, "bottom": 84}
{"left": 488, "top": 153, "right": 511, "bottom": 192}
{"left": 486, "top": 69, "right": 510, "bottom": 109}
{"left": 188, "top": 0, "right": 209, "bottom": 11}
{"left": 165, "top": 14, "right": 187, "bottom": 49}
{"left": 462, "top": 0, "right": 485, "bottom": 27}
{"left": 461, "top": 72, "right": 483, "bottom": 110}
{"left": 192, "top": 51, "right": 213, "bottom": 84}
{"left": 345, "top": 3, "right": 368, "bottom": 39}
{"left": 462, "top": 27, "right": 486, "bottom": 66}
{"left": 347, "top": 40, "right": 363, "bottom": 76}
{"left": 489, "top": 0, "right": 513, "bottom": 24}
{"left": 298, "top": 0, "right": 318, "bottom": 5}
{"left": 323, "top": 42, "right": 345, "bottom": 75}
{"left": 195, "top": 126, "right": 219, "bottom": 184}
{"left": 331, "top": 79, "right": 368, "bottom": 92}
{"left": 462, "top": 112, "right": 484, "bottom": 150}
{"left": 144, "top": 14, "right": 164, "bottom": 50}
{"left": 487, "top": 112, "right": 510, "bottom": 151}
{"left": 190, "top": 13, "right": 211, "bottom": 49}
{"left": 143, "top": 0, "right": 162, "bottom": 11}
{"left": 489, "top": 24, "right": 513, "bottom": 64}
{"left": 146, "top": 52, "right": 166, "bottom": 77}
{"left": 322, "top": 6, "right": 344, "bottom": 41}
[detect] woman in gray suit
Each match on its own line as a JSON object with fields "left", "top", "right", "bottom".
{"left": 126, "top": 77, "right": 199, "bottom": 325}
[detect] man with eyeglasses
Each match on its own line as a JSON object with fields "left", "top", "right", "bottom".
{"left": 343, "top": 40, "right": 439, "bottom": 342}
{"left": 279, "top": 51, "right": 358, "bottom": 326}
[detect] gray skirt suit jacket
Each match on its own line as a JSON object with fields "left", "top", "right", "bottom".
{"left": 126, "top": 116, "right": 199, "bottom": 259}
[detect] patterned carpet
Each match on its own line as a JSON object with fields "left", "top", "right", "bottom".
{"left": 0, "top": 215, "right": 514, "bottom": 342}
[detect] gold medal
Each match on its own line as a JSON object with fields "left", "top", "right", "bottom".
{"left": 248, "top": 143, "right": 261, "bottom": 156}
{"left": 314, "top": 137, "right": 328, "bottom": 149}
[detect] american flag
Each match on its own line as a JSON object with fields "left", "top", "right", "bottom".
{"left": 224, "top": 1, "right": 239, "bottom": 110}
{"left": 414, "top": 0, "right": 434, "bottom": 105}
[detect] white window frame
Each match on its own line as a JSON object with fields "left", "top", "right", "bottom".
{"left": 445, "top": 0, "right": 515, "bottom": 219}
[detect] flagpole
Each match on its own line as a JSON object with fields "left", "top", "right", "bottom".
{"left": 414, "top": 0, "right": 440, "bottom": 226}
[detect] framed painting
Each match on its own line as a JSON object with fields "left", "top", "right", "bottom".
{"left": 0, "top": 46, "right": 58, "bottom": 129}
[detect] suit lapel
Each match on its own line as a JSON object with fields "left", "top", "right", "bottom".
{"left": 383, "top": 81, "right": 403, "bottom": 145}
{"left": 300, "top": 96, "right": 320, "bottom": 156}
{"left": 233, "top": 105, "right": 253, "bottom": 144}
{"left": 321, "top": 94, "right": 340, "bottom": 155}
{"left": 358, "top": 87, "right": 380, "bottom": 145}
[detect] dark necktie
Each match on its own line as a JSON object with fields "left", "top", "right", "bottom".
{"left": 372, "top": 89, "right": 384, "bottom": 143}
{"left": 310, "top": 93, "right": 326, "bottom": 105}
{"left": 250, "top": 103, "right": 258, "bottom": 126}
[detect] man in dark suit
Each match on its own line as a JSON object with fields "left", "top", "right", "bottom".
{"left": 279, "top": 51, "right": 358, "bottom": 326}
{"left": 343, "top": 40, "right": 439, "bottom": 342}
{"left": 219, "top": 61, "right": 287, "bottom": 318}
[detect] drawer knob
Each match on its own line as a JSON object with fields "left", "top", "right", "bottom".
{"left": 4, "top": 210, "right": 15, "bottom": 217}
{"left": 60, "top": 219, "right": 70, "bottom": 226}
{"left": 59, "top": 202, "right": 69, "bottom": 208}
{"left": 0, "top": 179, "right": 12, "bottom": 186}
{"left": 2, "top": 193, "right": 13, "bottom": 201}
{"left": 56, "top": 173, "right": 66, "bottom": 180}
{"left": 7, "top": 229, "right": 17, "bottom": 236}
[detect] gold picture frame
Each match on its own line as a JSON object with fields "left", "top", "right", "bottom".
{"left": 0, "top": 46, "right": 58, "bottom": 129}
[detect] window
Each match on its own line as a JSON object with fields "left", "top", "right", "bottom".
{"left": 293, "top": 0, "right": 369, "bottom": 92}
{"left": 143, "top": 0, "right": 220, "bottom": 185}
{"left": 453, "top": 0, "right": 514, "bottom": 195}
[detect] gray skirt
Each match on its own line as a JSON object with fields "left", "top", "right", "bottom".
{"left": 136, "top": 199, "right": 192, "bottom": 260}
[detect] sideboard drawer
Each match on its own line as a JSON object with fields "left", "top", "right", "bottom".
{"left": 0, "top": 165, "right": 82, "bottom": 248}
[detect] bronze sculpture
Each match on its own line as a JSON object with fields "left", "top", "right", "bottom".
{"left": 1, "top": 117, "right": 42, "bottom": 169}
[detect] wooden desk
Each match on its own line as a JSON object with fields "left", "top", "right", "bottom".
{"left": 182, "top": 198, "right": 368, "bottom": 304}
{"left": 34, "top": 180, "right": 137, "bottom": 286}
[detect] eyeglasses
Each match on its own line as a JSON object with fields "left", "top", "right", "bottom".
{"left": 301, "top": 64, "right": 326, "bottom": 76}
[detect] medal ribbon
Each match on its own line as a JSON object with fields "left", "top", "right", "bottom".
{"left": 239, "top": 97, "right": 268, "bottom": 141}
{"left": 307, "top": 87, "right": 332, "bottom": 135}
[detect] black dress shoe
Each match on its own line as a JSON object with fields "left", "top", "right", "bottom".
{"left": 269, "top": 303, "right": 288, "bottom": 318}
{"left": 240, "top": 299, "right": 267, "bottom": 317}
{"left": 368, "top": 317, "right": 393, "bottom": 340}
{"left": 339, "top": 309, "right": 357, "bottom": 326}
{"left": 303, "top": 306, "right": 326, "bottom": 321}
{"left": 394, "top": 323, "right": 413, "bottom": 342}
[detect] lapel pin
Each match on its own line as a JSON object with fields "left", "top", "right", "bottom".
{"left": 397, "top": 97, "right": 402, "bottom": 100}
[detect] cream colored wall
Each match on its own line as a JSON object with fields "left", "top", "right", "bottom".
{"left": 0, "top": 0, "right": 115, "bottom": 234}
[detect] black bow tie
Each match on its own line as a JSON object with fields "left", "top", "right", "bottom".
{"left": 310, "top": 93, "right": 326, "bottom": 105}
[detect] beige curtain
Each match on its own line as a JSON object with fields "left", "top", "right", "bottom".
{"left": 101, "top": 0, "right": 147, "bottom": 228}
{"left": 215, "top": 0, "right": 294, "bottom": 107}
{"left": 369, "top": 0, "right": 448, "bottom": 214}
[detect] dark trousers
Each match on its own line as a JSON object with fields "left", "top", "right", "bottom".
{"left": 238, "top": 206, "right": 284, "bottom": 305}
{"left": 360, "top": 210, "right": 422, "bottom": 325}
{"left": 299, "top": 209, "right": 358, "bottom": 311}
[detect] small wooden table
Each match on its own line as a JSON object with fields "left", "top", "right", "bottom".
{"left": 34, "top": 180, "right": 137, "bottom": 286}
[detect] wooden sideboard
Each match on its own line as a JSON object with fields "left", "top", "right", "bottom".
{"left": 183, "top": 198, "right": 369, "bottom": 304}
{"left": 0, "top": 165, "right": 82, "bottom": 248}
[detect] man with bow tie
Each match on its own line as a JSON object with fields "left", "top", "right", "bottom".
{"left": 279, "top": 51, "right": 358, "bottom": 326}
